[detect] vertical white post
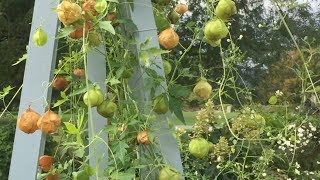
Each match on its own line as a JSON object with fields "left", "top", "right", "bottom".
{"left": 8, "top": 0, "right": 59, "bottom": 179}
{"left": 87, "top": 45, "right": 108, "bottom": 179}
{"left": 121, "top": 0, "right": 184, "bottom": 178}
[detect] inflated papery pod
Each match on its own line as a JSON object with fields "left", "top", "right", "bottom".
{"left": 38, "top": 155, "right": 54, "bottom": 172}
{"left": 17, "top": 108, "right": 41, "bottom": 134}
{"left": 137, "top": 131, "right": 152, "bottom": 145}
{"left": 37, "top": 110, "right": 61, "bottom": 134}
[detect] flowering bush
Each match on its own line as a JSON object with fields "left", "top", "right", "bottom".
{"left": 0, "top": 0, "right": 319, "bottom": 179}
{"left": 177, "top": 103, "right": 320, "bottom": 179}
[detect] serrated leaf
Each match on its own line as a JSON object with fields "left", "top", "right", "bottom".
{"left": 169, "top": 96, "right": 185, "bottom": 124}
{"left": 64, "top": 122, "right": 79, "bottom": 134}
{"left": 74, "top": 147, "right": 85, "bottom": 158}
{"left": 139, "top": 51, "right": 150, "bottom": 66}
{"left": 106, "top": 77, "right": 121, "bottom": 86}
{"left": 56, "top": 26, "right": 75, "bottom": 39}
{"left": 99, "top": 21, "right": 115, "bottom": 35}
{"left": 114, "top": 141, "right": 129, "bottom": 164}
{"left": 3, "top": 86, "right": 13, "bottom": 92}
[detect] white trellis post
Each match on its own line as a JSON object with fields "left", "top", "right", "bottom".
{"left": 121, "top": 0, "right": 184, "bottom": 178}
{"left": 8, "top": 0, "right": 60, "bottom": 179}
{"left": 87, "top": 45, "right": 108, "bottom": 179}
{"left": 9, "top": 0, "right": 183, "bottom": 179}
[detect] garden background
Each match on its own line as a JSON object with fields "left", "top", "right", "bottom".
{"left": 0, "top": 0, "right": 320, "bottom": 179}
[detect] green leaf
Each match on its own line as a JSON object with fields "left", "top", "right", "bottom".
{"left": 12, "top": 53, "right": 27, "bottom": 66}
{"left": 109, "top": 172, "right": 135, "bottom": 179}
{"left": 99, "top": 21, "right": 115, "bottom": 35}
{"left": 186, "top": 21, "right": 196, "bottom": 28}
{"left": 84, "top": 164, "right": 96, "bottom": 176}
{"left": 140, "top": 37, "right": 152, "bottom": 49}
{"left": 61, "top": 91, "right": 67, "bottom": 99}
{"left": 139, "top": 47, "right": 170, "bottom": 67}
{"left": 72, "top": 169, "right": 89, "bottom": 180}
{"left": 168, "top": 84, "right": 191, "bottom": 98}
{"left": 56, "top": 26, "right": 75, "bottom": 39}
{"left": 74, "top": 147, "right": 85, "bottom": 158}
{"left": 68, "top": 86, "right": 88, "bottom": 97}
{"left": 64, "top": 122, "right": 79, "bottom": 134}
{"left": 0, "top": 86, "right": 14, "bottom": 99}
{"left": 169, "top": 96, "right": 185, "bottom": 124}
{"left": 153, "top": 9, "right": 171, "bottom": 32}
{"left": 268, "top": 95, "right": 278, "bottom": 105}
{"left": 139, "top": 51, "right": 150, "bottom": 66}
{"left": 53, "top": 99, "right": 68, "bottom": 108}
{"left": 117, "top": 18, "right": 138, "bottom": 33}
{"left": 114, "top": 141, "right": 129, "bottom": 164}
{"left": 106, "top": 77, "right": 121, "bottom": 86}
{"left": 144, "top": 47, "right": 170, "bottom": 56}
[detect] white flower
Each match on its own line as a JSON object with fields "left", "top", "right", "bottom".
{"left": 298, "top": 127, "right": 304, "bottom": 133}
{"left": 295, "top": 162, "right": 300, "bottom": 168}
{"left": 208, "top": 126, "right": 213, "bottom": 132}
{"left": 294, "top": 169, "right": 300, "bottom": 175}
{"left": 275, "top": 90, "right": 283, "bottom": 96}
{"left": 217, "top": 156, "right": 222, "bottom": 162}
{"left": 238, "top": 35, "right": 243, "bottom": 40}
{"left": 284, "top": 140, "right": 291, "bottom": 146}
{"left": 262, "top": 173, "right": 267, "bottom": 177}
{"left": 258, "top": 24, "right": 263, "bottom": 28}
{"left": 288, "top": 124, "right": 295, "bottom": 129}
{"left": 267, "top": 132, "right": 271, "bottom": 136}
{"left": 227, "top": 39, "right": 231, "bottom": 42}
